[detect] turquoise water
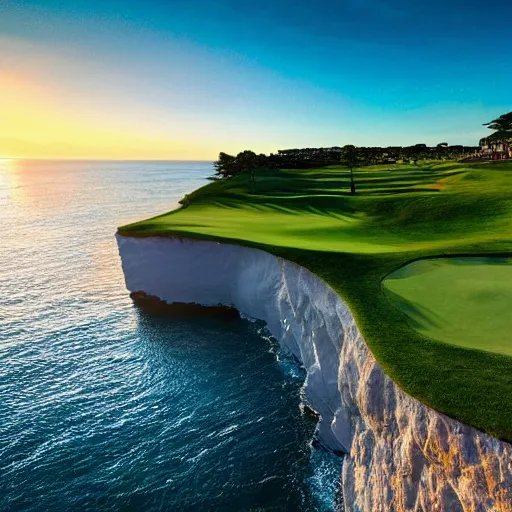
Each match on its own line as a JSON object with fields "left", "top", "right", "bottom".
{"left": 0, "top": 160, "right": 341, "bottom": 511}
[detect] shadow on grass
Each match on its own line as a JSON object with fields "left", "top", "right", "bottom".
{"left": 382, "top": 288, "right": 447, "bottom": 331}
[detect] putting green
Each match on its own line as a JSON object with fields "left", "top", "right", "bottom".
{"left": 384, "top": 258, "right": 512, "bottom": 356}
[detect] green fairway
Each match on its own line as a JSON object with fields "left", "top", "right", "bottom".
{"left": 119, "top": 160, "right": 512, "bottom": 441}
{"left": 122, "top": 162, "right": 512, "bottom": 255}
{"left": 384, "top": 258, "right": 512, "bottom": 356}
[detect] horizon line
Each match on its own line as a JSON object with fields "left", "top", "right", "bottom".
{"left": 0, "top": 157, "right": 216, "bottom": 162}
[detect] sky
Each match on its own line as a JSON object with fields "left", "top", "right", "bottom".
{"left": 0, "top": 0, "right": 511, "bottom": 159}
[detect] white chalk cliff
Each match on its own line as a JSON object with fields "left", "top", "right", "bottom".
{"left": 117, "top": 234, "right": 512, "bottom": 512}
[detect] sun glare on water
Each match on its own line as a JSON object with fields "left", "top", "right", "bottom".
{"left": 0, "top": 158, "right": 22, "bottom": 204}
{"left": 0, "top": 158, "right": 15, "bottom": 174}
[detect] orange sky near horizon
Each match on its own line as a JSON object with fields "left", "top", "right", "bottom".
{"left": 0, "top": 71, "right": 218, "bottom": 160}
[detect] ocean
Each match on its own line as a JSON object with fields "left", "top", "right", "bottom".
{"left": 0, "top": 160, "right": 341, "bottom": 511}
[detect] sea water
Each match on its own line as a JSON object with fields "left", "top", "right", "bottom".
{"left": 0, "top": 160, "right": 341, "bottom": 511}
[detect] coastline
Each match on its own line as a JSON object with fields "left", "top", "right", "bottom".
{"left": 116, "top": 234, "right": 512, "bottom": 511}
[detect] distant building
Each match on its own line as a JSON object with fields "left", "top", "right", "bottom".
{"left": 479, "top": 137, "right": 512, "bottom": 160}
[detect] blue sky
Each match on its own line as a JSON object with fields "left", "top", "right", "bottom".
{"left": 1, "top": 0, "right": 511, "bottom": 158}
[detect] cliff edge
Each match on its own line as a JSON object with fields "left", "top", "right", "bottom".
{"left": 117, "top": 234, "right": 512, "bottom": 512}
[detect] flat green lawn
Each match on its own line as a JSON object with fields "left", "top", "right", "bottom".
{"left": 384, "top": 258, "right": 512, "bottom": 356}
{"left": 119, "top": 160, "right": 512, "bottom": 441}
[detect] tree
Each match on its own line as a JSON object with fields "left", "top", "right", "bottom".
{"left": 481, "top": 112, "right": 512, "bottom": 155}
{"left": 484, "top": 112, "right": 512, "bottom": 134}
{"left": 434, "top": 143, "right": 449, "bottom": 160}
{"left": 235, "top": 150, "right": 259, "bottom": 187}
{"left": 213, "top": 150, "right": 269, "bottom": 189}
{"left": 214, "top": 152, "right": 238, "bottom": 179}
{"left": 341, "top": 145, "right": 358, "bottom": 194}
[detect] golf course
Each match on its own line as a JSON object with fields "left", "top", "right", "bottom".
{"left": 119, "top": 160, "right": 512, "bottom": 442}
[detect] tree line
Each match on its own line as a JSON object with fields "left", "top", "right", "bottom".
{"left": 213, "top": 143, "right": 479, "bottom": 180}
{"left": 274, "top": 143, "right": 480, "bottom": 167}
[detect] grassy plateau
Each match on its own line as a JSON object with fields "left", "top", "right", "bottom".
{"left": 119, "top": 160, "right": 512, "bottom": 442}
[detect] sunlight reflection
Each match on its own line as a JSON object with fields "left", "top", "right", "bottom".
{"left": 0, "top": 158, "right": 16, "bottom": 172}
{"left": 0, "top": 158, "right": 21, "bottom": 206}
{"left": 0, "top": 159, "right": 83, "bottom": 209}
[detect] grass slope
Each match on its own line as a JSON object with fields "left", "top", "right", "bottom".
{"left": 119, "top": 161, "right": 512, "bottom": 441}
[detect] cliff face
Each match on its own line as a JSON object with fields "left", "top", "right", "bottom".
{"left": 116, "top": 235, "right": 512, "bottom": 512}
{"left": 341, "top": 324, "right": 512, "bottom": 512}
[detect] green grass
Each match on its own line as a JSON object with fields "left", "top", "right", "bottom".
{"left": 384, "top": 257, "right": 512, "bottom": 356}
{"left": 119, "top": 160, "right": 512, "bottom": 442}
